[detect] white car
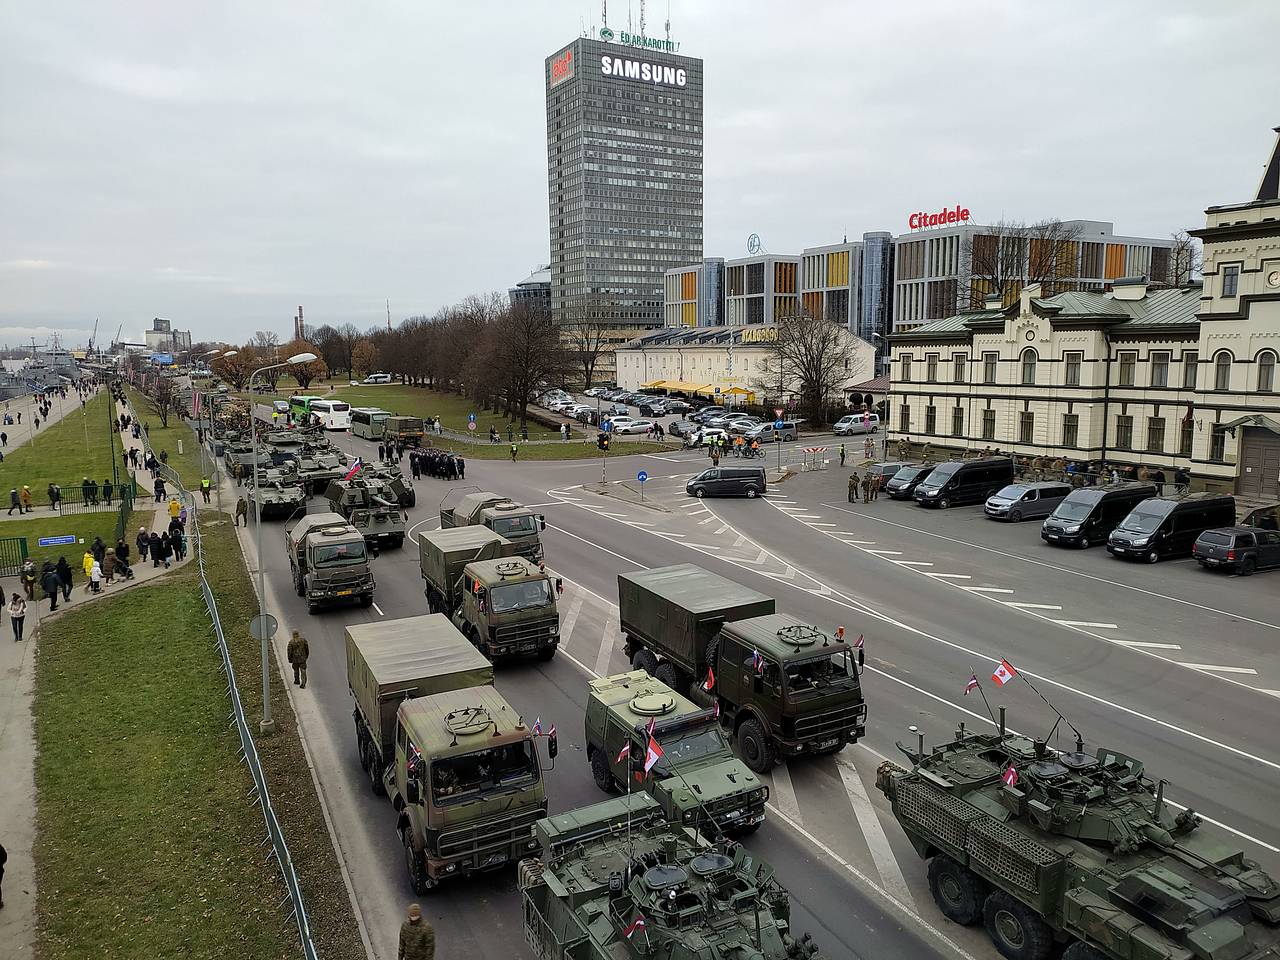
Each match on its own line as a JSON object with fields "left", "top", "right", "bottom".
{"left": 567, "top": 403, "right": 595, "bottom": 418}
{"left": 549, "top": 399, "right": 578, "bottom": 413}
{"left": 685, "top": 427, "right": 728, "bottom": 448}
{"left": 362, "top": 373, "right": 392, "bottom": 384}
{"left": 614, "top": 418, "right": 656, "bottom": 435}
{"left": 603, "top": 415, "right": 634, "bottom": 431}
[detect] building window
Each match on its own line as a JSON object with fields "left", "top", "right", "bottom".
{"left": 1258, "top": 351, "right": 1276, "bottom": 392}
{"left": 1209, "top": 428, "right": 1226, "bottom": 462}
{"left": 926, "top": 354, "right": 939, "bottom": 383}
{"left": 982, "top": 352, "right": 998, "bottom": 384}
{"left": 1115, "top": 415, "right": 1134, "bottom": 450}
{"left": 1117, "top": 351, "right": 1137, "bottom": 387}
{"left": 1146, "top": 417, "right": 1166, "bottom": 452}
{"left": 1150, "top": 351, "right": 1170, "bottom": 388}
{"left": 1020, "top": 348, "right": 1037, "bottom": 385}
{"left": 1064, "top": 351, "right": 1082, "bottom": 386}
{"left": 1019, "top": 411, "right": 1034, "bottom": 444}
{"left": 1179, "top": 417, "right": 1193, "bottom": 456}
{"left": 953, "top": 354, "right": 967, "bottom": 383}
{"left": 900, "top": 355, "right": 912, "bottom": 382}
{"left": 952, "top": 405, "right": 964, "bottom": 437}
{"left": 1062, "top": 414, "right": 1079, "bottom": 447}
{"left": 1222, "top": 264, "right": 1240, "bottom": 298}
{"left": 899, "top": 403, "right": 911, "bottom": 433}
{"left": 1213, "top": 351, "right": 1232, "bottom": 391}
{"left": 1183, "top": 351, "right": 1198, "bottom": 389}
{"left": 982, "top": 408, "right": 996, "bottom": 440}
{"left": 925, "top": 404, "right": 937, "bottom": 434}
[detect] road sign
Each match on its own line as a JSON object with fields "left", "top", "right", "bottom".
{"left": 467, "top": 421, "right": 476, "bottom": 431}
{"left": 636, "top": 470, "right": 648, "bottom": 483}
{"left": 38, "top": 535, "right": 76, "bottom": 546}
{"left": 774, "top": 419, "right": 785, "bottom": 429}
{"left": 468, "top": 412, "right": 476, "bottom": 423}
{"left": 249, "top": 613, "right": 279, "bottom": 641}
{"left": 714, "top": 386, "right": 721, "bottom": 395}
{"left": 774, "top": 408, "right": 784, "bottom": 417}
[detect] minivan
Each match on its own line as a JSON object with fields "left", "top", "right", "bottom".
{"left": 834, "top": 413, "right": 880, "bottom": 436}
{"left": 984, "top": 482, "right": 1073, "bottom": 522}
{"left": 1193, "top": 527, "right": 1280, "bottom": 576}
{"left": 884, "top": 463, "right": 935, "bottom": 500}
{"left": 362, "top": 373, "right": 392, "bottom": 384}
{"left": 913, "top": 457, "right": 1014, "bottom": 509}
{"left": 686, "top": 466, "right": 767, "bottom": 499}
{"left": 1107, "top": 492, "right": 1236, "bottom": 563}
{"left": 745, "top": 420, "right": 800, "bottom": 443}
{"left": 1040, "top": 482, "right": 1156, "bottom": 548}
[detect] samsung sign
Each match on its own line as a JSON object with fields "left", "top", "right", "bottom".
{"left": 600, "top": 55, "right": 687, "bottom": 87}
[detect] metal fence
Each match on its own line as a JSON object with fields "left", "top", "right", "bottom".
{"left": 129, "top": 397, "right": 318, "bottom": 960}
{"left": 6, "top": 479, "right": 138, "bottom": 516}
{"left": 0, "top": 534, "right": 28, "bottom": 577}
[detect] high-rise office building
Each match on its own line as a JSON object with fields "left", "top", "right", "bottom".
{"left": 544, "top": 34, "right": 704, "bottom": 329}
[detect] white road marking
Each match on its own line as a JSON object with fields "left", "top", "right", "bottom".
{"left": 370, "top": 601, "right": 385, "bottom": 617}
{"left": 560, "top": 591, "right": 586, "bottom": 645}
{"left": 698, "top": 516, "right": 716, "bottom": 525}
{"left": 1111, "top": 639, "right": 1183, "bottom": 650}
{"left": 864, "top": 549, "right": 903, "bottom": 556}
{"left": 658, "top": 531, "right": 687, "bottom": 539}
{"left": 686, "top": 543, "right": 722, "bottom": 551}
{"left": 1004, "top": 602, "right": 1062, "bottom": 610}
{"left": 623, "top": 520, "right": 655, "bottom": 528}
{"left": 766, "top": 763, "right": 803, "bottom": 825}
{"left": 1182, "top": 663, "right": 1260, "bottom": 675}
{"left": 925, "top": 573, "right": 972, "bottom": 579}
{"left": 643, "top": 454, "right": 685, "bottom": 462}
{"left": 793, "top": 514, "right": 822, "bottom": 519}
{"left": 808, "top": 522, "right": 837, "bottom": 527}
{"left": 1055, "top": 620, "right": 1118, "bottom": 630}
{"left": 893, "top": 560, "right": 934, "bottom": 567}
{"left": 595, "top": 613, "right": 619, "bottom": 677}
{"left": 1263, "top": 690, "right": 1280, "bottom": 698}
{"left": 837, "top": 758, "right": 916, "bottom": 909}
{"left": 961, "top": 586, "right": 1015, "bottom": 594}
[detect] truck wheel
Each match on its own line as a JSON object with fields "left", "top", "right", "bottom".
{"left": 391, "top": 535, "right": 405, "bottom": 549}
{"left": 404, "top": 833, "right": 436, "bottom": 895}
{"left": 590, "top": 749, "right": 615, "bottom": 793}
{"left": 983, "top": 891, "right": 1052, "bottom": 960}
{"left": 361, "top": 594, "right": 374, "bottom": 607}
{"left": 365, "top": 742, "right": 385, "bottom": 796}
{"left": 654, "top": 662, "right": 682, "bottom": 691}
{"left": 737, "top": 719, "right": 775, "bottom": 773}
{"left": 1062, "top": 944, "right": 1108, "bottom": 960}
{"left": 537, "top": 645, "right": 557, "bottom": 662}
{"left": 927, "top": 856, "right": 986, "bottom": 925}
{"left": 294, "top": 573, "right": 305, "bottom": 597}
{"left": 632, "top": 649, "right": 658, "bottom": 676}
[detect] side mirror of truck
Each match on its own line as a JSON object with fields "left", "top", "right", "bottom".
{"left": 405, "top": 779, "right": 421, "bottom": 805}
{"left": 548, "top": 732, "right": 558, "bottom": 760}
{"left": 476, "top": 586, "right": 487, "bottom": 600}
{"left": 753, "top": 675, "right": 764, "bottom": 695}
{"left": 539, "top": 515, "right": 546, "bottom": 530}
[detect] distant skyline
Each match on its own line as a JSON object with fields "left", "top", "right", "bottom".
{"left": 1, "top": 0, "right": 1277, "bottom": 347}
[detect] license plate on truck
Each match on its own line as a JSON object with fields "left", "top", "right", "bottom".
{"left": 336, "top": 589, "right": 353, "bottom": 596}
{"left": 817, "top": 738, "right": 839, "bottom": 750}
{"left": 482, "top": 852, "right": 507, "bottom": 867}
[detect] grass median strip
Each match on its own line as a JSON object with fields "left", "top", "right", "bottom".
{"left": 0, "top": 391, "right": 120, "bottom": 497}
{"left": 125, "top": 385, "right": 208, "bottom": 489}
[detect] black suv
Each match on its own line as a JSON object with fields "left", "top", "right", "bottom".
{"left": 1192, "top": 527, "right": 1280, "bottom": 575}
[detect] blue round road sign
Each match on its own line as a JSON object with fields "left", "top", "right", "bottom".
{"left": 636, "top": 470, "right": 649, "bottom": 483}
{"left": 468, "top": 412, "right": 476, "bottom": 423}
{"left": 774, "top": 419, "right": 785, "bottom": 429}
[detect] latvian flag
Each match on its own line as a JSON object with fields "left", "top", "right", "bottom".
{"left": 623, "top": 915, "right": 646, "bottom": 939}
{"left": 615, "top": 741, "right": 631, "bottom": 764}
{"left": 964, "top": 674, "right": 980, "bottom": 696}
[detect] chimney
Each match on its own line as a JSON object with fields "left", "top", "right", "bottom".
{"left": 1111, "top": 276, "right": 1148, "bottom": 301}
{"left": 983, "top": 293, "right": 1003, "bottom": 312}
{"left": 1020, "top": 282, "right": 1042, "bottom": 316}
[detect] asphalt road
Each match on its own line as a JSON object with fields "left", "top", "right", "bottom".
{"left": 237, "top": 415, "right": 1279, "bottom": 960}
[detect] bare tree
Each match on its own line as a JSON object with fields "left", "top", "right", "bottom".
{"left": 752, "top": 308, "right": 854, "bottom": 422}
{"left": 1164, "top": 229, "right": 1202, "bottom": 286}
{"left": 490, "top": 301, "right": 567, "bottom": 428}
{"left": 151, "top": 375, "right": 181, "bottom": 428}
{"left": 335, "top": 323, "right": 362, "bottom": 377}
{"left": 251, "top": 330, "right": 281, "bottom": 353}
{"left": 562, "top": 314, "right": 610, "bottom": 389}
{"left": 962, "top": 218, "right": 1084, "bottom": 310}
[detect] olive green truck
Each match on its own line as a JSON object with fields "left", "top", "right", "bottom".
{"left": 438, "top": 491, "right": 545, "bottom": 562}
{"left": 346, "top": 615, "right": 554, "bottom": 893}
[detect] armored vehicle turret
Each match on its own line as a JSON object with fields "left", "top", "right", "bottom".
{"left": 876, "top": 713, "right": 1280, "bottom": 960}
{"left": 325, "top": 477, "right": 407, "bottom": 548}
{"left": 518, "top": 793, "right": 826, "bottom": 960}
{"left": 363, "top": 460, "right": 416, "bottom": 507}
{"left": 248, "top": 465, "right": 306, "bottom": 519}
{"left": 291, "top": 450, "right": 350, "bottom": 497}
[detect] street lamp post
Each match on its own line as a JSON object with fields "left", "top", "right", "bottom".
{"left": 248, "top": 351, "right": 316, "bottom": 736}
{"left": 206, "top": 350, "right": 237, "bottom": 511}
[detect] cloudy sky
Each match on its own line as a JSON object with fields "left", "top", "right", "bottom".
{"left": 1, "top": 1, "right": 1276, "bottom": 347}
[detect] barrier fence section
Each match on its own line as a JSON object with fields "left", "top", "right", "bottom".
{"left": 129, "top": 396, "right": 319, "bottom": 960}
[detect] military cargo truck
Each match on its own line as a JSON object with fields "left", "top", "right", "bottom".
{"left": 584, "top": 670, "right": 767, "bottom": 836}
{"left": 325, "top": 476, "right": 407, "bottom": 548}
{"left": 383, "top": 415, "right": 425, "bottom": 446}
{"left": 518, "top": 793, "right": 827, "bottom": 960}
{"left": 619, "top": 564, "right": 866, "bottom": 773}
{"left": 418, "top": 526, "right": 517, "bottom": 615}
{"left": 285, "top": 511, "right": 375, "bottom": 613}
{"left": 346, "top": 615, "right": 553, "bottom": 893}
{"left": 877, "top": 714, "right": 1280, "bottom": 960}
{"left": 451, "top": 555, "right": 559, "bottom": 662}
{"left": 439, "top": 491, "right": 546, "bottom": 562}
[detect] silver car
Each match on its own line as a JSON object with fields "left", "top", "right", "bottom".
{"left": 984, "top": 482, "right": 1074, "bottom": 522}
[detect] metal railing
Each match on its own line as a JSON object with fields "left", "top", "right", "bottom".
{"left": 129, "top": 397, "right": 318, "bottom": 960}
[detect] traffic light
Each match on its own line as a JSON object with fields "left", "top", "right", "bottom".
{"left": 597, "top": 432, "right": 610, "bottom": 451}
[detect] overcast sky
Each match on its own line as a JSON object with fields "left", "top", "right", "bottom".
{"left": 2, "top": 0, "right": 1276, "bottom": 348}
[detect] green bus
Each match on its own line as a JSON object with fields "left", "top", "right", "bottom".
{"left": 351, "top": 407, "right": 391, "bottom": 439}
{"left": 288, "top": 394, "right": 322, "bottom": 421}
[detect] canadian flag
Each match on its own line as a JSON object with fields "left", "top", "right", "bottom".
{"left": 703, "top": 665, "right": 715, "bottom": 692}
{"left": 643, "top": 733, "right": 664, "bottom": 775}
{"left": 1002, "top": 765, "right": 1019, "bottom": 787}
{"left": 991, "top": 659, "right": 1017, "bottom": 686}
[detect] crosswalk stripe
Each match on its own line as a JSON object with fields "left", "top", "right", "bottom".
{"left": 560, "top": 591, "right": 586, "bottom": 646}
{"left": 766, "top": 763, "right": 802, "bottom": 825}
{"left": 836, "top": 759, "right": 916, "bottom": 909}
{"left": 1181, "top": 663, "right": 1259, "bottom": 675}
{"left": 594, "top": 613, "right": 619, "bottom": 677}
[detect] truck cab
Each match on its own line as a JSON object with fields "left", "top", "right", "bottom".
{"left": 439, "top": 491, "right": 546, "bottom": 563}
{"left": 584, "top": 671, "right": 767, "bottom": 836}
{"left": 456, "top": 557, "right": 559, "bottom": 661}
{"left": 285, "top": 511, "right": 375, "bottom": 613}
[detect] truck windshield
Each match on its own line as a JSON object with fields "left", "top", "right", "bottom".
{"left": 312, "top": 541, "right": 367, "bottom": 566}
{"left": 491, "top": 515, "right": 536, "bottom": 536}
{"left": 489, "top": 579, "right": 553, "bottom": 614}
{"left": 430, "top": 740, "right": 538, "bottom": 805}
{"left": 785, "top": 653, "right": 851, "bottom": 696}
{"left": 646, "top": 724, "right": 727, "bottom": 775}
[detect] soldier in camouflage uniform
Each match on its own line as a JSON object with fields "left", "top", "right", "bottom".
{"left": 848, "top": 472, "right": 859, "bottom": 503}
{"left": 287, "top": 630, "right": 309, "bottom": 688}
{"left": 896, "top": 438, "right": 910, "bottom": 461}
{"left": 398, "top": 903, "right": 435, "bottom": 960}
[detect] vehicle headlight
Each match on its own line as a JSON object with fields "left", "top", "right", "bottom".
{"left": 548, "top": 623, "right": 559, "bottom": 636}
{"left": 1131, "top": 537, "right": 1150, "bottom": 547}
{"left": 753, "top": 788, "right": 767, "bottom": 802}
{"left": 683, "top": 810, "right": 696, "bottom": 822}
{"left": 1064, "top": 525, "right": 1081, "bottom": 534}
{"left": 444, "top": 862, "right": 457, "bottom": 873}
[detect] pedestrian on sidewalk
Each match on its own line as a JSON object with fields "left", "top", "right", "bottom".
{"left": 510, "top": 442, "right": 518, "bottom": 462}
{"left": 19, "top": 485, "right": 32, "bottom": 513}
{"left": 115, "top": 537, "right": 130, "bottom": 566}
{"left": 159, "top": 449, "right": 168, "bottom": 465}
{"left": 42, "top": 561, "right": 61, "bottom": 610}
{"left": 839, "top": 443, "right": 846, "bottom": 467}
{"left": 103, "top": 549, "right": 116, "bottom": 585}
{"left": 55, "top": 556, "right": 72, "bottom": 600}
{"left": 287, "top": 630, "right": 310, "bottom": 688}
{"left": 159, "top": 531, "right": 172, "bottom": 568}
{"left": 91, "top": 536, "right": 106, "bottom": 564}
{"left": 398, "top": 903, "right": 435, "bottom": 960}
{"left": 167, "top": 498, "right": 181, "bottom": 524}
{"left": 136, "top": 527, "right": 150, "bottom": 563}
{"left": 149, "top": 532, "right": 162, "bottom": 568}
{"left": 9, "top": 593, "right": 26, "bottom": 641}
{"left": 81, "top": 551, "right": 94, "bottom": 592}
{"left": 20, "top": 558, "right": 37, "bottom": 600}
{"left": 200, "top": 477, "right": 211, "bottom": 503}
{"left": 235, "top": 496, "right": 248, "bottom": 526}
{"left": 90, "top": 559, "right": 103, "bottom": 593}
{"left": 171, "top": 527, "right": 186, "bottom": 562}
{"left": 7, "top": 488, "right": 18, "bottom": 515}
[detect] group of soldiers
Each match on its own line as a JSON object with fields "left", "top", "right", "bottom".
{"left": 847, "top": 469, "right": 883, "bottom": 503}
{"left": 408, "top": 448, "right": 465, "bottom": 481}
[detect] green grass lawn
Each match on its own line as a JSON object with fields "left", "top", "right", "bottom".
{"left": 125, "top": 385, "right": 209, "bottom": 489}
{"left": 0, "top": 391, "right": 122, "bottom": 500}
{"left": 33, "top": 514, "right": 361, "bottom": 960}
{"left": 0, "top": 509, "right": 131, "bottom": 564}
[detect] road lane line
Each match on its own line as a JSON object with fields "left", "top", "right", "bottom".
{"left": 698, "top": 516, "right": 716, "bottom": 525}
{"left": 595, "top": 613, "right": 619, "bottom": 677}
{"left": 1055, "top": 620, "right": 1118, "bottom": 629}
{"left": 658, "top": 531, "right": 686, "bottom": 539}
{"left": 864, "top": 549, "right": 902, "bottom": 556}
{"left": 793, "top": 514, "right": 822, "bottom": 519}
{"left": 836, "top": 758, "right": 916, "bottom": 909}
{"left": 766, "top": 763, "right": 803, "bottom": 826}
{"left": 1004, "top": 602, "right": 1062, "bottom": 610}
{"left": 623, "top": 520, "right": 655, "bottom": 527}
{"left": 1182, "top": 663, "right": 1260, "bottom": 675}
{"left": 808, "top": 522, "right": 837, "bottom": 527}
{"left": 893, "top": 560, "right": 934, "bottom": 567}
{"left": 371, "top": 601, "right": 385, "bottom": 616}
{"left": 925, "top": 573, "right": 972, "bottom": 579}
{"left": 961, "top": 586, "right": 1014, "bottom": 594}
{"left": 560, "top": 591, "right": 586, "bottom": 646}
{"left": 1111, "top": 640, "right": 1183, "bottom": 650}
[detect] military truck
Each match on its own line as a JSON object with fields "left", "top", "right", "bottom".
{"left": 247, "top": 465, "right": 306, "bottom": 519}
{"left": 285, "top": 511, "right": 375, "bottom": 613}
{"left": 451, "top": 555, "right": 559, "bottom": 662}
{"left": 518, "top": 793, "right": 827, "bottom": 960}
{"left": 325, "top": 476, "right": 407, "bottom": 548}
{"left": 619, "top": 564, "right": 866, "bottom": 773}
{"left": 439, "top": 491, "right": 546, "bottom": 562}
{"left": 383, "top": 415, "right": 425, "bottom": 447}
{"left": 418, "top": 526, "right": 517, "bottom": 615}
{"left": 876, "top": 713, "right": 1280, "bottom": 960}
{"left": 585, "top": 670, "right": 767, "bottom": 836}
{"left": 346, "top": 615, "right": 554, "bottom": 893}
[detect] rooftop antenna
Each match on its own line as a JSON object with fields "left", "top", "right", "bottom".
{"left": 639, "top": 0, "right": 645, "bottom": 36}
{"left": 602, "top": 0, "right": 608, "bottom": 29}
{"left": 386, "top": 299, "right": 392, "bottom": 332}
{"left": 665, "top": 0, "right": 671, "bottom": 40}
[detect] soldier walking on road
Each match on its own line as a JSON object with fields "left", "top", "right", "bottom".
{"left": 871, "top": 471, "right": 881, "bottom": 501}
{"left": 839, "top": 443, "right": 846, "bottom": 467}
{"left": 235, "top": 496, "right": 249, "bottom": 527}
{"left": 848, "top": 472, "right": 859, "bottom": 503}
{"left": 200, "top": 477, "right": 211, "bottom": 503}
{"left": 896, "top": 438, "right": 909, "bottom": 461}
{"left": 920, "top": 442, "right": 932, "bottom": 462}
{"left": 510, "top": 443, "right": 518, "bottom": 462}
{"left": 861, "top": 471, "right": 872, "bottom": 503}
{"left": 287, "top": 630, "right": 310, "bottom": 688}
{"left": 398, "top": 903, "right": 435, "bottom": 960}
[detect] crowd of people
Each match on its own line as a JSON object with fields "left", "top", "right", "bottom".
{"left": 705, "top": 434, "right": 763, "bottom": 465}
{"left": 406, "top": 448, "right": 465, "bottom": 481}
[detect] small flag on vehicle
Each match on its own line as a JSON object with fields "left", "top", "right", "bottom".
{"left": 991, "top": 659, "right": 1017, "bottom": 686}
{"left": 1002, "top": 764, "right": 1019, "bottom": 787}
{"left": 616, "top": 741, "right": 631, "bottom": 764}
{"left": 645, "top": 715, "right": 656, "bottom": 738}
{"left": 713, "top": 700, "right": 720, "bottom": 719}
{"left": 751, "top": 648, "right": 764, "bottom": 676}
{"left": 343, "top": 458, "right": 363, "bottom": 481}
{"left": 703, "top": 665, "right": 715, "bottom": 692}
{"left": 533, "top": 717, "right": 542, "bottom": 736}
{"left": 623, "top": 916, "right": 646, "bottom": 939}
{"left": 643, "top": 733, "right": 664, "bottom": 775}
{"left": 964, "top": 674, "right": 980, "bottom": 696}
{"left": 547, "top": 723, "right": 556, "bottom": 738}
{"left": 854, "top": 633, "right": 864, "bottom": 650}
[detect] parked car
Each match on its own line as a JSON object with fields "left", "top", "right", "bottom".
{"left": 637, "top": 399, "right": 669, "bottom": 416}
{"left": 1040, "top": 482, "right": 1157, "bottom": 548}
{"left": 548, "top": 398, "right": 578, "bottom": 413}
{"left": 567, "top": 403, "right": 595, "bottom": 419}
{"left": 864, "top": 461, "right": 912, "bottom": 489}
{"left": 1107, "top": 492, "right": 1236, "bottom": 563}
{"left": 602, "top": 403, "right": 630, "bottom": 418}
{"left": 881, "top": 463, "right": 930, "bottom": 499}
{"left": 686, "top": 466, "right": 767, "bottom": 499}
{"left": 745, "top": 420, "right": 800, "bottom": 443}
{"left": 574, "top": 407, "right": 599, "bottom": 425}
{"left": 583, "top": 387, "right": 609, "bottom": 398}
{"left": 983, "top": 482, "right": 1073, "bottom": 522}
{"left": 602, "top": 416, "right": 634, "bottom": 431}
{"left": 667, "top": 419, "right": 696, "bottom": 437}
{"left": 663, "top": 400, "right": 692, "bottom": 414}
{"left": 833, "top": 413, "right": 881, "bottom": 436}
{"left": 362, "top": 373, "right": 393, "bottom": 384}
{"left": 691, "top": 405, "right": 727, "bottom": 424}
{"left": 1192, "top": 527, "right": 1280, "bottom": 575}
{"left": 614, "top": 418, "right": 657, "bottom": 435}
{"left": 685, "top": 427, "right": 729, "bottom": 448}
{"left": 272, "top": 400, "right": 291, "bottom": 414}
{"left": 913, "top": 457, "right": 1015, "bottom": 509}
{"left": 727, "top": 417, "right": 764, "bottom": 436}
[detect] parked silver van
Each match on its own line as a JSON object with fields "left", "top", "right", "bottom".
{"left": 984, "top": 482, "right": 1073, "bottom": 522}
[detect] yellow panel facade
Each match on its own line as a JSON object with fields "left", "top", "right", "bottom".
{"left": 681, "top": 302, "right": 696, "bottom": 327}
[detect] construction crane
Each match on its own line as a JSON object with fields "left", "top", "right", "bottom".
{"left": 87, "top": 317, "right": 98, "bottom": 355}
{"left": 114, "top": 323, "right": 123, "bottom": 354}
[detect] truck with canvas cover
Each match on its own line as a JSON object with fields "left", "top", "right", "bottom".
{"left": 584, "top": 670, "right": 768, "bottom": 836}
{"left": 346, "top": 615, "right": 555, "bottom": 893}
{"left": 418, "top": 526, "right": 517, "bottom": 615}
{"left": 285, "top": 511, "right": 375, "bottom": 613}
{"left": 619, "top": 564, "right": 866, "bottom": 773}
{"left": 517, "top": 793, "right": 827, "bottom": 960}
{"left": 383, "top": 415, "right": 425, "bottom": 446}
{"left": 439, "top": 490, "right": 546, "bottom": 562}
{"left": 452, "top": 556, "right": 559, "bottom": 662}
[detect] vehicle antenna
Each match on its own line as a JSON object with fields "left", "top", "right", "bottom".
{"left": 1017, "top": 671, "right": 1085, "bottom": 749}
{"left": 969, "top": 664, "right": 999, "bottom": 728}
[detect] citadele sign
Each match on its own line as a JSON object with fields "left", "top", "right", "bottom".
{"left": 908, "top": 205, "right": 970, "bottom": 231}
{"left": 549, "top": 49, "right": 574, "bottom": 88}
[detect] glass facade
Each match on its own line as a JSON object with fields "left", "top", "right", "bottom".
{"left": 545, "top": 38, "right": 704, "bottom": 327}
{"left": 859, "top": 231, "right": 894, "bottom": 371}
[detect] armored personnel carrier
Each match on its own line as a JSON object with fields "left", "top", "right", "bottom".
{"left": 364, "top": 460, "right": 416, "bottom": 507}
{"left": 291, "top": 450, "right": 350, "bottom": 497}
{"left": 876, "top": 712, "right": 1280, "bottom": 960}
{"left": 326, "top": 476, "right": 407, "bottom": 547}
{"left": 248, "top": 465, "right": 306, "bottom": 520}
{"left": 518, "top": 793, "right": 826, "bottom": 960}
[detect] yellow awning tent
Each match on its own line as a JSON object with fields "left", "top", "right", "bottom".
{"left": 640, "top": 380, "right": 668, "bottom": 389}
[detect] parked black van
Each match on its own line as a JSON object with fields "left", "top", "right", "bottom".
{"left": 1107, "top": 492, "right": 1236, "bottom": 563}
{"left": 1040, "top": 482, "right": 1156, "bottom": 548}
{"left": 884, "top": 463, "right": 935, "bottom": 500}
{"left": 912, "top": 457, "right": 1014, "bottom": 509}
{"left": 686, "top": 465, "right": 767, "bottom": 499}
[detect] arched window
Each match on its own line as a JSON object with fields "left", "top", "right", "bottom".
{"left": 1213, "top": 351, "right": 1233, "bottom": 391}
{"left": 1020, "top": 348, "right": 1038, "bottom": 385}
{"left": 1258, "top": 351, "right": 1277, "bottom": 393}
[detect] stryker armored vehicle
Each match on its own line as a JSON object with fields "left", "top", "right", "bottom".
{"left": 364, "top": 459, "right": 416, "bottom": 507}
{"left": 325, "top": 476, "right": 407, "bottom": 548}
{"left": 439, "top": 491, "right": 546, "bottom": 562}
{"left": 247, "top": 465, "right": 306, "bottom": 519}
{"left": 585, "top": 671, "right": 767, "bottom": 837}
{"left": 290, "top": 449, "right": 350, "bottom": 497}
{"left": 518, "top": 793, "right": 826, "bottom": 960}
{"left": 285, "top": 511, "right": 375, "bottom": 613}
{"left": 876, "top": 711, "right": 1280, "bottom": 960}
